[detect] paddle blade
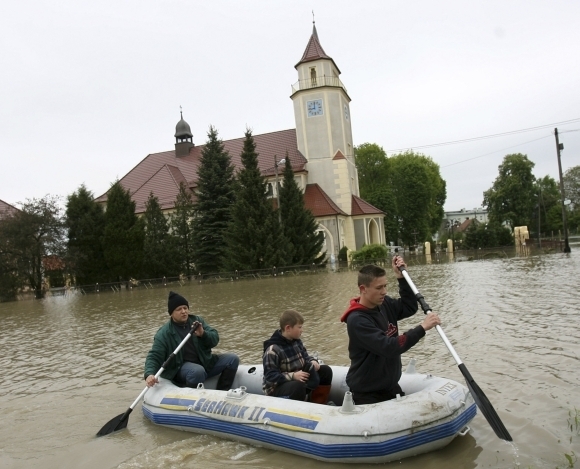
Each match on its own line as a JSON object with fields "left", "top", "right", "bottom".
{"left": 96, "top": 408, "right": 132, "bottom": 437}
{"left": 458, "top": 364, "right": 512, "bottom": 441}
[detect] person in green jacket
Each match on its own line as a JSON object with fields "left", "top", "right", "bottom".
{"left": 144, "top": 291, "right": 239, "bottom": 390}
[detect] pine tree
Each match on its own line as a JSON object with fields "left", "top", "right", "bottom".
{"left": 170, "top": 182, "right": 196, "bottom": 277}
{"left": 191, "top": 126, "right": 236, "bottom": 273}
{"left": 65, "top": 184, "right": 108, "bottom": 285}
{"left": 143, "top": 192, "right": 180, "bottom": 278}
{"left": 279, "top": 155, "right": 325, "bottom": 265}
{"left": 224, "top": 129, "right": 290, "bottom": 271}
{"left": 102, "top": 181, "right": 144, "bottom": 281}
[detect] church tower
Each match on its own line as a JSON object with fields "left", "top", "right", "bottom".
{"left": 291, "top": 23, "right": 359, "bottom": 217}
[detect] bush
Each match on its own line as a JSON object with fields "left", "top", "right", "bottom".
{"left": 351, "top": 244, "right": 388, "bottom": 262}
{"left": 338, "top": 246, "right": 349, "bottom": 262}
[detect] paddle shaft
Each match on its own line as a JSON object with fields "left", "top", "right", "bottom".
{"left": 97, "top": 321, "right": 199, "bottom": 436}
{"left": 399, "top": 267, "right": 512, "bottom": 441}
{"left": 399, "top": 269, "right": 462, "bottom": 364}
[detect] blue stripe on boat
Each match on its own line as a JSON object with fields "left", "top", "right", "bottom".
{"left": 142, "top": 403, "right": 477, "bottom": 459}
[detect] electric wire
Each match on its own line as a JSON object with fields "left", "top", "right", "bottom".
{"left": 385, "top": 118, "right": 580, "bottom": 154}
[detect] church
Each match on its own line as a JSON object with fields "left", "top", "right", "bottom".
{"left": 96, "top": 24, "right": 385, "bottom": 260}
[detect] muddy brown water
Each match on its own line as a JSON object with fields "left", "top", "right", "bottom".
{"left": 1, "top": 251, "right": 579, "bottom": 469}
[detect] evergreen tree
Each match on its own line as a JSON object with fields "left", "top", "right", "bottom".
{"left": 102, "top": 181, "right": 144, "bottom": 281}
{"left": 279, "top": 154, "right": 324, "bottom": 264}
{"left": 65, "top": 185, "right": 108, "bottom": 285}
{"left": 191, "top": 126, "right": 236, "bottom": 273}
{"left": 143, "top": 192, "right": 180, "bottom": 278}
{"left": 170, "top": 182, "right": 196, "bottom": 277}
{"left": 224, "top": 129, "right": 290, "bottom": 271}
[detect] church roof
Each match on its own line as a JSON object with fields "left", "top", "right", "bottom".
{"left": 0, "top": 199, "right": 19, "bottom": 220}
{"left": 303, "top": 184, "right": 347, "bottom": 217}
{"left": 95, "top": 128, "right": 307, "bottom": 213}
{"left": 295, "top": 24, "right": 340, "bottom": 73}
{"left": 351, "top": 195, "right": 384, "bottom": 216}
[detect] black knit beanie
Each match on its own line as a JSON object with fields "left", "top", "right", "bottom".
{"left": 168, "top": 291, "right": 189, "bottom": 314}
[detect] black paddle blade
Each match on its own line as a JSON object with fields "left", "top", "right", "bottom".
{"left": 458, "top": 364, "right": 512, "bottom": 441}
{"left": 96, "top": 408, "right": 132, "bottom": 437}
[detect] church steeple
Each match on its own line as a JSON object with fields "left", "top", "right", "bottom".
{"left": 174, "top": 109, "right": 194, "bottom": 157}
{"left": 295, "top": 22, "right": 340, "bottom": 73}
{"left": 290, "top": 23, "right": 357, "bottom": 217}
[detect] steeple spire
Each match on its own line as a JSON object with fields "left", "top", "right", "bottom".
{"left": 295, "top": 21, "right": 339, "bottom": 73}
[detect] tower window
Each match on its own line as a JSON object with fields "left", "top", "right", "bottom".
{"left": 310, "top": 67, "right": 317, "bottom": 87}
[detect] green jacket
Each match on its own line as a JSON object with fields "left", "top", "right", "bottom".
{"left": 144, "top": 315, "right": 220, "bottom": 381}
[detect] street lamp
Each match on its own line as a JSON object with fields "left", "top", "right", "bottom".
{"left": 554, "top": 128, "right": 571, "bottom": 252}
{"left": 274, "top": 156, "right": 286, "bottom": 223}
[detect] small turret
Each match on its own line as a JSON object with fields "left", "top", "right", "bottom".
{"left": 174, "top": 110, "right": 194, "bottom": 157}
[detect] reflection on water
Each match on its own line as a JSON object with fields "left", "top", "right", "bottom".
{"left": 0, "top": 251, "right": 579, "bottom": 469}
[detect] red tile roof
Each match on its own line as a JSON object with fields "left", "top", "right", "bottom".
{"left": 96, "top": 128, "right": 307, "bottom": 213}
{"left": 295, "top": 25, "right": 340, "bottom": 73}
{"left": 0, "top": 199, "right": 19, "bottom": 220}
{"left": 333, "top": 150, "right": 346, "bottom": 160}
{"left": 351, "top": 195, "right": 384, "bottom": 216}
{"left": 303, "top": 184, "right": 347, "bottom": 217}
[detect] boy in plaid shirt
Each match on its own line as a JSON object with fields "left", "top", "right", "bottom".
{"left": 262, "top": 310, "right": 333, "bottom": 403}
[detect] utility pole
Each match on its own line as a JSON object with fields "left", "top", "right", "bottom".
{"left": 555, "top": 128, "right": 571, "bottom": 252}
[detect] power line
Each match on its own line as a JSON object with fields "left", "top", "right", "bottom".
{"left": 385, "top": 117, "right": 580, "bottom": 154}
{"left": 441, "top": 135, "right": 552, "bottom": 168}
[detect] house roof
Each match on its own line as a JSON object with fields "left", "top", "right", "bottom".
{"left": 351, "top": 195, "right": 384, "bottom": 216}
{"left": 96, "top": 128, "right": 307, "bottom": 213}
{"left": 0, "top": 199, "right": 19, "bottom": 220}
{"left": 295, "top": 24, "right": 340, "bottom": 73}
{"left": 303, "top": 184, "right": 347, "bottom": 217}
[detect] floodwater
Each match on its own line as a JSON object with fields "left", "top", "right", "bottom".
{"left": 1, "top": 250, "right": 579, "bottom": 469}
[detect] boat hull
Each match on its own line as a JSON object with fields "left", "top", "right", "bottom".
{"left": 142, "top": 364, "right": 476, "bottom": 464}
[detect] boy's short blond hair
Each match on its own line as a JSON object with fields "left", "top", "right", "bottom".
{"left": 279, "top": 310, "right": 304, "bottom": 330}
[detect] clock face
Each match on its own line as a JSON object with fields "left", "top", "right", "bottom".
{"left": 344, "top": 104, "right": 349, "bottom": 121}
{"left": 307, "top": 99, "right": 323, "bottom": 117}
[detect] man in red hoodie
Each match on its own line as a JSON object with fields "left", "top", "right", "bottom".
{"left": 340, "top": 257, "right": 440, "bottom": 404}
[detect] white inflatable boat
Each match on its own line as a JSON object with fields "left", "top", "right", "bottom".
{"left": 142, "top": 360, "right": 476, "bottom": 464}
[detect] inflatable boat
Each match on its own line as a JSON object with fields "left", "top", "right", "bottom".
{"left": 142, "top": 360, "right": 476, "bottom": 464}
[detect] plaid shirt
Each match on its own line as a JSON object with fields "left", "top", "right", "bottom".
{"left": 262, "top": 330, "right": 312, "bottom": 395}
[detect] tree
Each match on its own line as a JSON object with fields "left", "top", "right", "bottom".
{"left": 191, "top": 126, "right": 236, "bottom": 273}
{"left": 102, "top": 182, "right": 144, "bottom": 282}
{"left": 65, "top": 185, "right": 108, "bottom": 285}
{"left": 279, "top": 154, "right": 324, "bottom": 265}
{"left": 0, "top": 195, "right": 65, "bottom": 299}
{"left": 224, "top": 129, "right": 290, "bottom": 271}
{"left": 389, "top": 151, "right": 446, "bottom": 247}
{"left": 355, "top": 146, "right": 446, "bottom": 246}
{"left": 142, "top": 193, "right": 179, "bottom": 278}
{"left": 170, "top": 182, "right": 196, "bottom": 277}
{"left": 533, "top": 176, "right": 562, "bottom": 236}
{"left": 355, "top": 143, "right": 399, "bottom": 244}
{"left": 563, "top": 165, "right": 580, "bottom": 232}
{"left": 483, "top": 153, "right": 536, "bottom": 228}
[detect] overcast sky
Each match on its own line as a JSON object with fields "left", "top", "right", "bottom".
{"left": 2, "top": 1, "right": 579, "bottom": 212}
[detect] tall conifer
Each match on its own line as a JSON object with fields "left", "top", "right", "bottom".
{"left": 170, "top": 182, "right": 195, "bottom": 277}
{"left": 102, "top": 181, "right": 144, "bottom": 281}
{"left": 279, "top": 155, "right": 325, "bottom": 264}
{"left": 143, "top": 192, "right": 179, "bottom": 278}
{"left": 224, "top": 129, "right": 290, "bottom": 271}
{"left": 65, "top": 185, "right": 108, "bottom": 284}
{"left": 191, "top": 126, "right": 235, "bottom": 273}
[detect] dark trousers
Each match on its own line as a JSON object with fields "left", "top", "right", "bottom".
{"left": 272, "top": 364, "right": 333, "bottom": 401}
{"left": 352, "top": 383, "right": 405, "bottom": 405}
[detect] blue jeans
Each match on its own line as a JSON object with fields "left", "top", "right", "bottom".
{"left": 176, "top": 353, "right": 239, "bottom": 387}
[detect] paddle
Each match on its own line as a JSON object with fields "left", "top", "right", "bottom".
{"left": 96, "top": 322, "right": 199, "bottom": 437}
{"left": 399, "top": 267, "right": 513, "bottom": 442}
